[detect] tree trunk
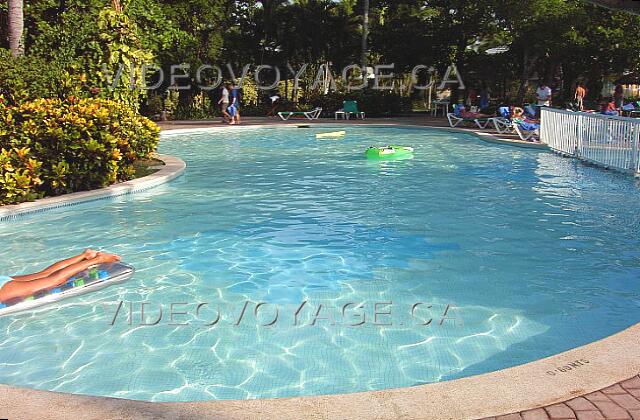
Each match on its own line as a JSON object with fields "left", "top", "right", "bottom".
{"left": 112, "top": 0, "right": 123, "bottom": 13}
{"left": 450, "top": 40, "right": 467, "bottom": 105}
{"left": 361, "top": 0, "right": 369, "bottom": 70}
{"left": 565, "top": 76, "right": 578, "bottom": 104}
{"left": 8, "top": 0, "right": 24, "bottom": 57}
{"left": 516, "top": 50, "right": 538, "bottom": 105}
{"left": 178, "top": 90, "right": 194, "bottom": 111}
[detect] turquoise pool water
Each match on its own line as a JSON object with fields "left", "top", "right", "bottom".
{"left": 1, "top": 125, "right": 640, "bottom": 401}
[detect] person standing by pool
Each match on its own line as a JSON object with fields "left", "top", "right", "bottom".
{"left": 218, "top": 84, "right": 231, "bottom": 123}
{"left": 614, "top": 84, "right": 624, "bottom": 110}
{"left": 230, "top": 82, "right": 242, "bottom": 125}
{"left": 575, "top": 82, "right": 587, "bottom": 111}
{"left": 466, "top": 87, "right": 477, "bottom": 108}
{"left": 266, "top": 94, "right": 280, "bottom": 117}
{"left": 0, "top": 250, "right": 121, "bottom": 303}
{"left": 479, "top": 84, "right": 490, "bottom": 110}
{"left": 536, "top": 82, "right": 552, "bottom": 107}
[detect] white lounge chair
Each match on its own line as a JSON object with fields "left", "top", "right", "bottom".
{"left": 278, "top": 107, "right": 323, "bottom": 121}
{"left": 447, "top": 104, "right": 491, "bottom": 129}
{"left": 513, "top": 120, "right": 540, "bottom": 142}
{"left": 487, "top": 107, "right": 516, "bottom": 134}
{"left": 489, "top": 117, "right": 515, "bottom": 134}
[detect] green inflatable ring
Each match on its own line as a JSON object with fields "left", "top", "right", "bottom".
{"left": 365, "top": 145, "right": 414, "bottom": 159}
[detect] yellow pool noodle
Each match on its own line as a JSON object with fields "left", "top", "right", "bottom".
{"left": 316, "top": 131, "right": 346, "bottom": 139}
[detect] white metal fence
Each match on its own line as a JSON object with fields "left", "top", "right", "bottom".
{"left": 541, "top": 108, "right": 640, "bottom": 175}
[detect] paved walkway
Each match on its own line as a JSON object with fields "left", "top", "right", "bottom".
{"left": 480, "top": 367, "right": 640, "bottom": 418}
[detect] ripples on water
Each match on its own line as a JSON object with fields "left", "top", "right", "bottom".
{"left": 1, "top": 126, "right": 639, "bottom": 401}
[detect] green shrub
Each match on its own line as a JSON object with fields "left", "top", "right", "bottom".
{"left": 0, "top": 147, "right": 45, "bottom": 205}
{"left": 0, "top": 49, "right": 87, "bottom": 105}
{"left": 240, "top": 104, "right": 271, "bottom": 116}
{"left": 0, "top": 97, "right": 160, "bottom": 204}
{"left": 173, "top": 103, "right": 217, "bottom": 120}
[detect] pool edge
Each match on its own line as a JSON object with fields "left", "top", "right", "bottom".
{"left": 0, "top": 154, "right": 186, "bottom": 221}
{"left": 1, "top": 322, "right": 638, "bottom": 419}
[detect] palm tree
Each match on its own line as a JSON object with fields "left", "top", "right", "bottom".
{"left": 8, "top": 0, "right": 24, "bottom": 57}
{"left": 112, "top": 0, "right": 123, "bottom": 13}
{"left": 361, "top": 0, "right": 369, "bottom": 69}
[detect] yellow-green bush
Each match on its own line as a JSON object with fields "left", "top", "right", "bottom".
{"left": 0, "top": 97, "right": 160, "bottom": 205}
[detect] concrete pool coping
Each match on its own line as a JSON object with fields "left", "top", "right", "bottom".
{"left": 1, "top": 119, "right": 637, "bottom": 419}
{"left": 1, "top": 322, "right": 639, "bottom": 419}
{"left": 0, "top": 154, "right": 186, "bottom": 221}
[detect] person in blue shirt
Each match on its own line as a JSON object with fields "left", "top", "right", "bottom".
{"left": 479, "top": 84, "right": 490, "bottom": 110}
{"left": 229, "top": 82, "right": 241, "bottom": 125}
{"left": 226, "top": 85, "right": 237, "bottom": 125}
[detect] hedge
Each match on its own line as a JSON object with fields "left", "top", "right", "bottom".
{"left": 0, "top": 97, "right": 160, "bottom": 205}
{"left": 300, "top": 90, "right": 412, "bottom": 117}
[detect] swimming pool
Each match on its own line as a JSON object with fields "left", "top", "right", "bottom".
{"left": 1, "top": 125, "right": 639, "bottom": 402}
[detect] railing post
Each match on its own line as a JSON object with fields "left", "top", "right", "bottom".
{"left": 576, "top": 114, "right": 582, "bottom": 158}
{"left": 540, "top": 108, "right": 546, "bottom": 144}
{"left": 632, "top": 123, "right": 639, "bottom": 174}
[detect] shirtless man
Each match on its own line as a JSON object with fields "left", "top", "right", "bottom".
{"left": 0, "top": 250, "right": 121, "bottom": 303}
{"left": 575, "top": 82, "right": 587, "bottom": 111}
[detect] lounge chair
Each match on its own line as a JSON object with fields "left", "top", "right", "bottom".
{"left": 335, "top": 101, "right": 365, "bottom": 120}
{"left": 625, "top": 101, "right": 640, "bottom": 118}
{"left": 524, "top": 104, "right": 537, "bottom": 119}
{"left": 447, "top": 104, "right": 491, "bottom": 129}
{"left": 513, "top": 120, "right": 540, "bottom": 142}
{"left": 278, "top": 107, "right": 323, "bottom": 121}
{"left": 487, "top": 106, "right": 516, "bottom": 134}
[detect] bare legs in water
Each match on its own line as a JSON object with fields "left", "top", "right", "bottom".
{"left": 0, "top": 250, "right": 121, "bottom": 303}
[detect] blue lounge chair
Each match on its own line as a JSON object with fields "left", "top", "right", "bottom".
{"left": 513, "top": 120, "right": 540, "bottom": 142}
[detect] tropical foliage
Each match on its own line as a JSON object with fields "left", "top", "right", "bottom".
{"left": 0, "top": 97, "right": 159, "bottom": 204}
{"left": 4, "top": 0, "right": 640, "bottom": 114}
{"left": 2, "top": 0, "right": 640, "bottom": 203}
{"left": 0, "top": 50, "right": 86, "bottom": 105}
